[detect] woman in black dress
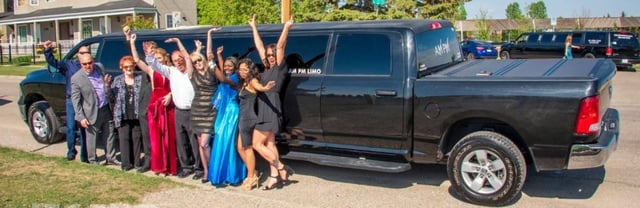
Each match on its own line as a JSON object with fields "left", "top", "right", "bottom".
{"left": 248, "top": 14, "right": 294, "bottom": 189}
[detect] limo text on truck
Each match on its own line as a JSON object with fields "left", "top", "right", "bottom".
{"left": 18, "top": 20, "right": 620, "bottom": 206}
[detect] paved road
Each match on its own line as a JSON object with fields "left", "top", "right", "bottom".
{"left": 1, "top": 72, "right": 639, "bottom": 208}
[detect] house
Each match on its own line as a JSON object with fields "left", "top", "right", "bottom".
{"left": 0, "top": 0, "right": 196, "bottom": 53}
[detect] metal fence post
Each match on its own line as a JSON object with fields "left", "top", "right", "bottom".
{"left": 8, "top": 44, "right": 12, "bottom": 64}
{"left": 32, "top": 43, "right": 36, "bottom": 64}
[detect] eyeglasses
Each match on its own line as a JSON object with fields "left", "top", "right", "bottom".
{"left": 122, "top": 65, "right": 135, "bottom": 69}
{"left": 80, "top": 61, "right": 93, "bottom": 66}
{"left": 193, "top": 59, "right": 203, "bottom": 64}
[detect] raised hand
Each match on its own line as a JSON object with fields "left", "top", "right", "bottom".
{"left": 208, "top": 27, "right": 221, "bottom": 34}
{"left": 266, "top": 81, "right": 276, "bottom": 89}
{"left": 194, "top": 40, "right": 202, "bottom": 48}
{"left": 165, "top": 37, "right": 179, "bottom": 43}
{"left": 285, "top": 16, "right": 294, "bottom": 28}
{"left": 248, "top": 14, "right": 257, "bottom": 28}
{"left": 123, "top": 26, "right": 131, "bottom": 40}
{"left": 217, "top": 46, "right": 224, "bottom": 54}
{"left": 43, "top": 40, "right": 53, "bottom": 49}
{"left": 104, "top": 74, "right": 112, "bottom": 85}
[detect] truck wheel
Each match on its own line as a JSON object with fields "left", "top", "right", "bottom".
{"left": 583, "top": 53, "right": 595, "bottom": 59}
{"left": 500, "top": 51, "right": 511, "bottom": 59}
{"left": 447, "top": 131, "right": 526, "bottom": 206}
{"left": 28, "top": 101, "right": 63, "bottom": 144}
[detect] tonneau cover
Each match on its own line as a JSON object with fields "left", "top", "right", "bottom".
{"left": 437, "top": 59, "right": 615, "bottom": 78}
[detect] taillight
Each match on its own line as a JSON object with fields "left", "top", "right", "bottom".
{"left": 476, "top": 47, "right": 484, "bottom": 51}
{"left": 606, "top": 47, "right": 613, "bottom": 56}
{"left": 575, "top": 96, "right": 600, "bottom": 135}
{"left": 429, "top": 22, "right": 442, "bottom": 29}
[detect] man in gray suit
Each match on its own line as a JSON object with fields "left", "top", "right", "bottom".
{"left": 70, "top": 54, "right": 118, "bottom": 165}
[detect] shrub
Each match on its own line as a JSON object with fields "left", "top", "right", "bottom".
{"left": 13, "top": 56, "right": 34, "bottom": 63}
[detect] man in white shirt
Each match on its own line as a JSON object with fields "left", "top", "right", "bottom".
{"left": 143, "top": 37, "right": 202, "bottom": 179}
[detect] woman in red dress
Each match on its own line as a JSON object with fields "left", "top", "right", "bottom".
{"left": 124, "top": 26, "right": 178, "bottom": 175}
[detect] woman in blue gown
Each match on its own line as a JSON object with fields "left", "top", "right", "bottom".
{"left": 207, "top": 27, "right": 246, "bottom": 185}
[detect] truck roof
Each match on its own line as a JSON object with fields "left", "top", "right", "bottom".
{"left": 91, "top": 19, "right": 452, "bottom": 40}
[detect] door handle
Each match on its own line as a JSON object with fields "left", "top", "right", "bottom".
{"left": 376, "top": 90, "right": 396, "bottom": 96}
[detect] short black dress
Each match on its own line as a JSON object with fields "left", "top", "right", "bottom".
{"left": 190, "top": 69, "right": 219, "bottom": 134}
{"left": 238, "top": 88, "right": 257, "bottom": 147}
{"left": 255, "top": 63, "right": 288, "bottom": 133}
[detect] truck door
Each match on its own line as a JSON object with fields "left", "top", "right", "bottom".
{"left": 319, "top": 32, "right": 406, "bottom": 152}
{"left": 280, "top": 34, "right": 330, "bottom": 142}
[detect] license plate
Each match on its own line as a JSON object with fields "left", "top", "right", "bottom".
{"left": 622, "top": 59, "right": 629, "bottom": 64}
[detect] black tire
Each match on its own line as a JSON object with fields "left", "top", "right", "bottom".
{"left": 466, "top": 53, "right": 476, "bottom": 60}
{"left": 447, "top": 131, "right": 526, "bottom": 206}
{"left": 27, "top": 101, "right": 63, "bottom": 144}
{"left": 583, "top": 53, "right": 595, "bottom": 59}
{"left": 500, "top": 51, "right": 511, "bottom": 59}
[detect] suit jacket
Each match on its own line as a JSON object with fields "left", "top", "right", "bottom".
{"left": 70, "top": 67, "right": 110, "bottom": 124}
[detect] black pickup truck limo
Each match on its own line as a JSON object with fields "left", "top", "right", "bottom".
{"left": 18, "top": 19, "right": 620, "bottom": 205}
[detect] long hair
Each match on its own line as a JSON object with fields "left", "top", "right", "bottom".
{"left": 239, "top": 58, "right": 259, "bottom": 83}
{"left": 263, "top": 43, "right": 277, "bottom": 69}
{"left": 155, "top": 47, "right": 172, "bottom": 66}
{"left": 190, "top": 52, "right": 208, "bottom": 71}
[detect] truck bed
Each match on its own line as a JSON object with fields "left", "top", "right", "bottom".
{"left": 434, "top": 59, "right": 615, "bottom": 78}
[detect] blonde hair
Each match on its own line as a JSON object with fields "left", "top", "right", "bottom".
{"left": 190, "top": 52, "right": 208, "bottom": 71}
{"left": 155, "top": 48, "right": 172, "bottom": 66}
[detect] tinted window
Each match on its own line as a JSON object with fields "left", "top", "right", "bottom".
{"left": 572, "top": 33, "right": 583, "bottom": 44}
{"left": 416, "top": 27, "right": 463, "bottom": 76}
{"left": 284, "top": 35, "right": 329, "bottom": 73}
{"left": 527, "top": 34, "right": 540, "bottom": 43}
{"left": 333, "top": 33, "right": 390, "bottom": 75}
{"left": 555, "top": 33, "right": 568, "bottom": 43}
{"left": 99, "top": 39, "right": 133, "bottom": 72}
{"left": 585, "top": 32, "right": 606, "bottom": 45}
{"left": 612, "top": 33, "right": 640, "bottom": 48}
{"left": 540, "top": 34, "right": 554, "bottom": 42}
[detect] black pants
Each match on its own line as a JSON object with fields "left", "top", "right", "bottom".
{"left": 138, "top": 112, "right": 151, "bottom": 168}
{"left": 118, "top": 119, "right": 141, "bottom": 168}
{"left": 174, "top": 108, "right": 201, "bottom": 172}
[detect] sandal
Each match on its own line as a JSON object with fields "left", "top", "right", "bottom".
{"left": 242, "top": 175, "right": 259, "bottom": 191}
{"left": 278, "top": 165, "right": 294, "bottom": 182}
{"left": 262, "top": 175, "right": 280, "bottom": 190}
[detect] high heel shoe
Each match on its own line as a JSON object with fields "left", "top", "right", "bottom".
{"left": 278, "top": 165, "right": 294, "bottom": 182}
{"left": 242, "top": 175, "right": 259, "bottom": 191}
{"left": 262, "top": 175, "right": 280, "bottom": 190}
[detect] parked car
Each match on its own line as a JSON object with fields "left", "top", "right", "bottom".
{"left": 18, "top": 19, "right": 619, "bottom": 206}
{"left": 460, "top": 39, "right": 498, "bottom": 60}
{"left": 500, "top": 31, "right": 640, "bottom": 69}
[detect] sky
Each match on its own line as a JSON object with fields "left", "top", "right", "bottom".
{"left": 464, "top": 0, "right": 640, "bottom": 19}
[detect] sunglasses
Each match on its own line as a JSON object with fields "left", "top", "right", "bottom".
{"left": 266, "top": 54, "right": 276, "bottom": 58}
{"left": 78, "top": 51, "right": 91, "bottom": 55}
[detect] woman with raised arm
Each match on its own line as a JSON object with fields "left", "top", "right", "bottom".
{"left": 237, "top": 58, "right": 276, "bottom": 190}
{"left": 127, "top": 29, "right": 177, "bottom": 176}
{"left": 188, "top": 30, "right": 224, "bottom": 183}
{"left": 248, "top": 14, "right": 294, "bottom": 190}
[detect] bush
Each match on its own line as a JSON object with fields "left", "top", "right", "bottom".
{"left": 13, "top": 56, "right": 34, "bottom": 63}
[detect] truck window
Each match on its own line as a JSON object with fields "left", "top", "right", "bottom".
{"left": 527, "top": 34, "right": 540, "bottom": 43}
{"left": 555, "top": 33, "right": 568, "bottom": 43}
{"left": 99, "top": 39, "right": 131, "bottom": 72}
{"left": 540, "top": 34, "right": 554, "bottom": 43}
{"left": 612, "top": 32, "right": 640, "bottom": 48}
{"left": 332, "top": 33, "right": 391, "bottom": 75}
{"left": 416, "top": 27, "right": 463, "bottom": 76}
{"left": 585, "top": 32, "right": 606, "bottom": 45}
{"left": 284, "top": 35, "right": 329, "bottom": 74}
{"left": 572, "top": 33, "right": 583, "bottom": 44}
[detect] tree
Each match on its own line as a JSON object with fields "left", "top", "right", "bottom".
{"left": 454, "top": 2, "right": 467, "bottom": 20}
{"left": 197, "top": 0, "right": 279, "bottom": 26}
{"left": 526, "top": 1, "right": 547, "bottom": 19}
{"left": 475, "top": 8, "right": 490, "bottom": 40}
{"left": 123, "top": 15, "right": 156, "bottom": 30}
{"left": 505, "top": 2, "right": 524, "bottom": 19}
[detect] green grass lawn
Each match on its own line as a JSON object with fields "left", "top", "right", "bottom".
{"left": 0, "top": 146, "right": 186, "bottom": 207}
{"left": 0, "top": 62, "right": 47, "bottom": 76}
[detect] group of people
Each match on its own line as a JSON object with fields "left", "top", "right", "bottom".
{"left": 45, "top": 15, "right": 295, "bottom": 190}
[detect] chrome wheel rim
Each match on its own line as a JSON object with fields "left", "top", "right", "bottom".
{"left": 460, "top": 149, "right": 507, "bottom": 194}
{"left": 31, "top": 110, "right": 49, "bottom": 138}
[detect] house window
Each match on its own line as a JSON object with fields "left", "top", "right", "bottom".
{"left": 82, "top": 20, "right": 93, "bottom": 39}
{"left": 18, "top": 25, "right": 28, "bottom": 43}
{"left": 29, "top": 0, "right": 38, "bottom": 6}
{"left": 99, "top": 18, "right": 106, "bottom": 35}
{"left": 165, "top": 13, "right": 174, "bottom": 28}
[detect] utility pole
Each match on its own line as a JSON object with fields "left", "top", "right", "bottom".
{"left": 281, "top": 0, "right": 290, "bottom": 23}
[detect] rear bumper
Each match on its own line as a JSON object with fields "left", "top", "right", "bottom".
{"left": 567, "top": 108, "right": 619, "bottom": 169}
{"left": 610, "top": 58, "right": 640, "bottom": 67}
